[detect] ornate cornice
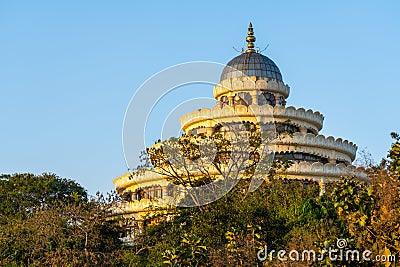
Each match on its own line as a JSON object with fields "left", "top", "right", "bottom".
{"left": 277, "top": 161, "right": 368, "bottom": 182}
{"left": 113, "top": 171, "right": 165, "bottom": 192}
{"left": 272, "top": 132, "right": 357, "bottom": 163}
{"left": 180, "top": 104, "right": 324, "bottom": 134}
{"left": 111, "top": 198, "right": 169, "bottom": 217}
{"left": 214, "top": 76, "right": 290, "bottom": 99}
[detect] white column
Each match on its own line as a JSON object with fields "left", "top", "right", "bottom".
{"left": 251, "top": 92, "right": 258, "bottom": 105}
{"left": 228, "top": 96, "right": 234, "bottom": 106}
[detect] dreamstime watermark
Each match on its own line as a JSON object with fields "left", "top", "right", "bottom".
{"left": 257, "top": 238, "right": 396, "bottom": 263}
{"left": 122, "top": 62, "right": 276, "bottom": 207}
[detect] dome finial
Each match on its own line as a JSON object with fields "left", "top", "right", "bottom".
{"left": 245, "top": 22, "right": 256, "bottom": 53}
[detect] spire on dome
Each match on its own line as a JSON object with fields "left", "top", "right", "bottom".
{"left": 245, "top": 22, "right": 256, "bottom": 53}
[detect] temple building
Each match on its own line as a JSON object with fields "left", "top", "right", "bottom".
{"left": 113, "top": 23, "right": 366, "bottom": 222}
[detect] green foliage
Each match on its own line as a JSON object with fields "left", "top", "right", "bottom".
{"left": 2, "top": 133, "right": 400, "bottom": 266}
{"left": 130, "top": 179, "right": 320, "bottom": 266}
{"left": 129, "top": 134, "right": 400, "bottom": 266}
{"left": 0, "top": 173, "right": 87, "bottom": 221}
{"left": 388, "top": 132, "right": 400, "bottom": 175}
{"left": 0, "top": 173, "right": 127, "bottom": 266}
{"left": 331, "top": 177, "right": 374, "bottom": 234}
{"left": 225, "top": 225, "right": 263, "bottom": 266}
{"left": 162, "top": 234, "right": 210, "bottom": 267}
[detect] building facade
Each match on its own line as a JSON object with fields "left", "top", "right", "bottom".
{"left": 113, "top": 23, "right": 366, "bottom": 221}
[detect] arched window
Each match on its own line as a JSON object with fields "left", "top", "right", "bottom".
{"left": 234, "top": 92, "right": 252, "bottom": 106}
{"left": 276, "top": 123, "right": 299, "bottom": 134}
{"left": 279, "top": 96, "right": 286, "bottom": 106}
{"left": 234, "top": 94, "right": 241, "bottom": 105}
{"left": 220, "top": 96, "right": 229, "bottom": 107}
{"left": 135, "top": 188, "right": 145, "bottom": 201}
{"left": 258, "top": 92, "right": 276, "bottom": 106}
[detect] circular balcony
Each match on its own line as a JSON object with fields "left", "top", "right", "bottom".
{"left": 276, "top": 161, "right": 368, "bottom": 182}
{"left": 213, "top": 76, "right": 290, "bottom": 100}
{"left": 271, "top": 132, "right": 357, "bottom": 164}
{"left": 180, "top": 105, "right": 324, "bottom": 135}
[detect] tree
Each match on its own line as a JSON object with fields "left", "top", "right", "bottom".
{"left": 364, "top": 133, "right": 400, "bottom": 263}
{"left": 127, "top": 178, "right": 320, "bottom": 266}
{"left": 0, "top": 173, "right": 128, "bottom": 266}
{"left": 0, "top": 173, "right": 87, "bottom": 222}
{"left": 388, "top": 132, "right": 400, "bottom": 175}
{"left": 139, "top": 122, "right": 278, "bottom": 208}
{"left": 127, "top": 133, "right": 400, "bottom": 266}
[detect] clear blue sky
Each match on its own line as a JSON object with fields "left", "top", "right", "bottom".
{"left": 1, "top": 1, "right": 399, "bottom": 194}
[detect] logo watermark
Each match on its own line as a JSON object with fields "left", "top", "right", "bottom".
{"left": 257, "top": 238, "right": 396, "bottom": 263}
